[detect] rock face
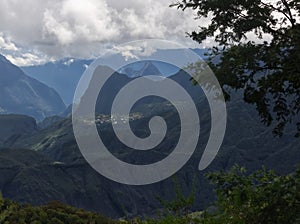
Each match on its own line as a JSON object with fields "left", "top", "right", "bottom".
{"left": 0, "top": 55, "right": 66, "bottom": 121}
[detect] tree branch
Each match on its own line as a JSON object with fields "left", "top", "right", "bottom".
{"left": 281, "top": 0, "right": 296, "bottom": 27}
{"left": 260, "top": 1, "right": 295, "bottom": 27}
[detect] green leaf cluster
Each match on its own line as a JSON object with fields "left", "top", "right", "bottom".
{"left": 0, "top": 197, "right": 118, "bottom": 224}
{"left": 173, "top": 0, "right": 300, "bottom": 136}
{"left": 135, "top": 167, "right": 300, "bottom": 224}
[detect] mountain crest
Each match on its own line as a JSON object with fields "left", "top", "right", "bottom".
{"left": 0, "top": 54, "right": 66, "bottom": 121}
{"left": 119, "top": 61, "right": 163, "bottom": 78}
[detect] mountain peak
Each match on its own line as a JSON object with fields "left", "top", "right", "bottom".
{"left": 139, "top": 61, "right": 162, "bottom": 77}
{"left": 0, "top": 54, "right": 11, "bottom": 64}
{"left": 119, "top": 61, "right": 163, "bottom": 78}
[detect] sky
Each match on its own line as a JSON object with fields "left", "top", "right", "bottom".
{"left": 0, "top": 0, "right": 210, "bottom": 66}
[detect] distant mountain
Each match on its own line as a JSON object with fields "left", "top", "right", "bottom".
{"left": 191, "top": 48, "right": 207, "bottom": 58}
{"left": 119, "top": 61, "right": 163, "bottom": 78}
{"left": 60, "top": 104, "right": 72, "bottom": 117}
{"left": 21, "top": 49, "right": 207, "bottom": 105}
{"left": 0, "top": 55, "right": 66, "bottom": 121}
{"left": 38, "top": 115, "right": 65, "bottom": 129}
{"left": 22, "top": 58, "right": 93, "bottom": 105}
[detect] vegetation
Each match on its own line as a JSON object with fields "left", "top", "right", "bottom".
{"left": 172, "top": 0, "right": 300, "bottom": 136}
{"left": 1, "top": 167, "right": 298, "bottom": 223}
{"left": 205, "top": 166, "right": 300, "bottom": 223}
{"left": 137, "top": 166, "right": 300, "bottom": 224}
{"left": 0, "top": 197, "right": 118, "bottom": 224}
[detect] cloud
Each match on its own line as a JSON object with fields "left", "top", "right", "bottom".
{"left": 0, "top": 0, "right": 205, "bottom": 65}
{"left": 5, "top": 52, "right": 50, "bottom": 66}
{"left": 0, "top": 0, "right": 286, "bottom": 66}
{"left": 43, "top": 0, "right": 120, "bottom": 45}
{"left": 0, "top": 33, "right": 18, "bottom": 51}
{"left": 112, "top": 43, "right": 158, "bottom": 61}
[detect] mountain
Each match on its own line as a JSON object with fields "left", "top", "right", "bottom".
{"left": 22, "top": 58, "right": 93, "bottom": 105}
{"left": 21, "top": 49, "right": 207, "bottom": 105}
{"left": 0, "top": 55, "right": 66, "bottom": 121}
{"left": 38, "top": 115, "right": 65, "bottom": 129}
{"left": 1, "top": 97, "right": 299, "bottom": 217}
{"left": 78, "top": 64, "right": 205, "bottom": 116}
{"left": 0, "top": 67, "right": 299, "bottom": 218}
{"left": 119, "top": 61, "right": 164, "bottom": 78}
{"left": 0, "top": 114, "right": 38, "bottom": 146}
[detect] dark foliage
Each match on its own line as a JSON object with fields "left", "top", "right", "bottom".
{"left": 172, "top": 0, "right": 300, "bottom": 136}
{"left": 0, "top": 197, "right": 118, "bottom": 224}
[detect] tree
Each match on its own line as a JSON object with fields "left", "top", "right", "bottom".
{"left": 205, "top": 166, "right": 300, "bottom": 224}
{"left": 0, "top": 198, "right": 117, "bottom": 224}
{"left": 134, "top": 167, "right": 300, "bottom": 223}
{"left": 172, "top": 0, "right": 300, "bottom": 136}
{"left": 156, "top": 177, "right": 196, "bottom": 217}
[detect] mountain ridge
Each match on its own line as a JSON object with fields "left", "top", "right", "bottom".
{"left": 0, "top": 54, "right": 66, "bottom": 121}
{"left": 0, "top": 73, "right": 298, "bottom": 217}
{"left": 21, "top": 48, "right": 207, "bottom": 105}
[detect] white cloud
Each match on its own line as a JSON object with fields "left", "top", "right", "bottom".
{"left": 5, "top": 52, "right": 50, "bottom": 66}
{"left": 0, "top": 34, "right": 18, "bottom": 51}
{"left": 43, "top": 9, "right": 76, "bottom": 46}
{"left": 0, "top": 0, "right": 203, "bottom": 65}
{"left": 0, "top": 0, "right": 287, "bottom": 66}
{"left": 43, "top": 0, "right": 120, "bottom": 45}
{"left": 112, "top": 43, "right": 158, "bottom": 61}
